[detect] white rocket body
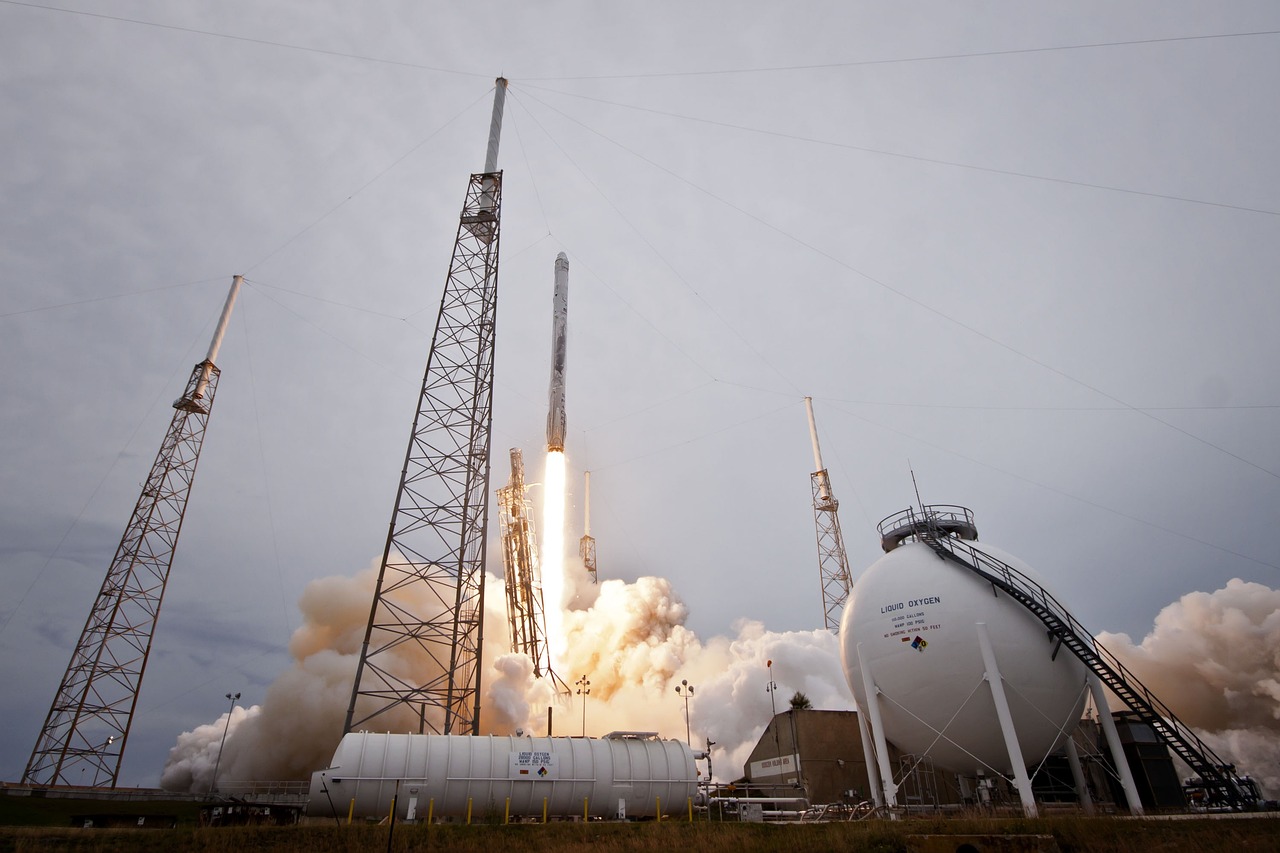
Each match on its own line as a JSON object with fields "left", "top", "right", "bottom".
{"left": 546, "top": 252, "right": 569, "bottom": 451}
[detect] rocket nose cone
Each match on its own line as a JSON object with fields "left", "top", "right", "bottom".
{"left": 556, "top": 252, "right": 569, "bottom": 268}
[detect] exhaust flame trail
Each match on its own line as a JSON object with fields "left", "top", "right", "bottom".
{"left": 542, "top": 449, "right": 567, "bottom": 667}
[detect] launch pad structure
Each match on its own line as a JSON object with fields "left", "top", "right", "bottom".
{"left": 498, "top": 448, "right": 562, "bottom": 686}
{"left": 24, "top": 276, "right": 244, "bottom": 788}
{"left": 343, "top": 79, "right": 508, "bottom": 737}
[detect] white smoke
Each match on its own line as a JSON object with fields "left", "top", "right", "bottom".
{"left": 161, "top": 561, "right": 534, "bottom": 790}
{"left": 161, "top": 554, "right": 854, "bottom": 789}
{"left": 1097, "top": 578, "right": 1280, "bottom": 797}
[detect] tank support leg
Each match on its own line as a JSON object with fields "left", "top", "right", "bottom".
{"left": 856, "top": 643, "right": 899, "bottom": 812}
{"left": 976, "top": 622, "right": 1039, "bottom": 818}
{"left": 856, "top": 707, "right": 884, "bottom": 808}
{"left": 1064, "top": 736, "right": 1095, "bottom": 814}
{"left": 1089, "top": 675, "right": 1145, "bottom": 816}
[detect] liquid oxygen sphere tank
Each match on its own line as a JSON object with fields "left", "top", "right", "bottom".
{"left": 839, "top": 510, "right": 1088, "bottom": 775}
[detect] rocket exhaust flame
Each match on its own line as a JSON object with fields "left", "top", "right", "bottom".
{"left": 541, "top": 450, "right": 567, "bottom": 669}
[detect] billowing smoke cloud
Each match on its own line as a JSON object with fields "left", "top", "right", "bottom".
{"left": 161, "top": 562, "right": 538, "bottom": 791}
{"left": 1097, "top": 578, "right": 1280, "bottom": 796}
{"left": 161, "top": 555, "right": 853, "bottom": 790}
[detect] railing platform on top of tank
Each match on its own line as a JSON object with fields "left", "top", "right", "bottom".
{"left": 877, "top": 505, "right": 979, "bottom": 553}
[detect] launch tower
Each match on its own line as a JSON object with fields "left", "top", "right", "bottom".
{"left": 805, "top": 397, "right": 852, "bottom": 632}
{"left": 24, "top": 275, "right": 243, "bottom": 787}
{"left": 343, "top": 79, "right": 507, "bottom": 737}
{"left": 497, "top": 448, "right": 557, "bottom": 679}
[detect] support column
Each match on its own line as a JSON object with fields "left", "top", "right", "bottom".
{"left": 856, "top": 643, "right": 898, "bottom": 810}
{"left": 975, "top": 622, "right": 1038, "bottom": 818}
{"left": 1064, "top": 736, "right": 1095, "bottom": 815}
{"left": 856, "top": 707, "right": 884, "bottom": 808}
{"left": 1089, "top": 675, "right": 1144, "bottom": 816}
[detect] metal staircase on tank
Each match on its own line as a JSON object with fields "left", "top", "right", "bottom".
{"left": 877, "top": 505, "right": 1258, "bottom": 811}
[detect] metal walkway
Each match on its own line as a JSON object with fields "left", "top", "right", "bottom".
{"left": 878, "top": 506, "right": 1257, "bottom": 811}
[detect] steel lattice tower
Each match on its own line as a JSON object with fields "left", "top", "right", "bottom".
{"left": 344, "top": 79, "right": 507, "bottom": 737}
{"left": 805, "top": 397, "right": 852, "bottom": 631}
{"left": 24, "top": 276, "right": 243, "bottom": 788}
{"left": 497, "top": 449, "right": 556, "bottom": 679}
{"left": 579, "top": 471, "right": 597, "bottom": 584}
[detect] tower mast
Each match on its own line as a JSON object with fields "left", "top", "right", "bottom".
{"left": 343, "top": 79, "right": 507, "bottom": 736}
{"left": 579, "top": 471, "right": 598, "bottom": 583}
{"left": 24, "top": 275, "right": 243, "bottom": 788}
{"left": 805, "top": 397, "right": 852, "bottom": 632}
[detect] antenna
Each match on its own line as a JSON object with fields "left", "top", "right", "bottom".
{"left": 909, "top": 463, "right": 925, "bottom": 514}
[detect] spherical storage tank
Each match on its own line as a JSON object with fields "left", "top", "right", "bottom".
{"left": 839, "top": 507, "right": 1089, "bottom": 775}
{"left": 307, "top": 731, "right": 696, "bottom": 821}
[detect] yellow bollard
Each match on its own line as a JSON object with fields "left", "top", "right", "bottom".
{"left": 467, "top": 797, "right": 473, "bottom": 825}
{"left": 504, "top": 797, "right": 510, "bottom": 825}
{"left": 427, "top": 798, "right": 434, "bottom": 825}
{"left": 543, "top": 797, "right": 548, "bottom": 824}
{"left": 583, "top": 796, "right": 589, "bottom": 821}
{"left": 346, "top": 798, "right": 354, "bottom": 825}
{"left": 656, "top": 796, "right": 661, "bottom": 822}
{"left": 688, "top": 796, "right": 693, "bottom": 823}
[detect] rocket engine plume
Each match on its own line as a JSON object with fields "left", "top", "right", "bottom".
{"left": 541, "top": 450, "right": 567, "bottom": 668}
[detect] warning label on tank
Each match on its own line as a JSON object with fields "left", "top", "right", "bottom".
{"left": 510, "top": 751, "right": 558, "bottom": 780}
{"left": 880, "top": 595, "right": 941, "bottom": 642}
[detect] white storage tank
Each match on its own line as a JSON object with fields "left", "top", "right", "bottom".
{"left": 839, "top": 507, "right": 1089, "bottom": 776}
{"left": 307, "top": 731, "right": 697, "bottom": 821}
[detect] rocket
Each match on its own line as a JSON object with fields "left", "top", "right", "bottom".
{"left": 546, "top": 252, "right": 569, "bottom": 452}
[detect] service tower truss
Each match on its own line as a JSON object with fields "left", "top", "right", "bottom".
{"left": 805, "top": 397, "right": 852, "bottom": 632}
{"left": 344, "top": 79, "right": 507, "bottom": 737}
{"left": 498, "top": 448, "right": 557, "bottom": 679}
{"left": 24, "top": 275, "right": 243, "bottom": 787}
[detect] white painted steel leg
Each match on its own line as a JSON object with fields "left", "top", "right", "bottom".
{"left": 856, "top": 643, "right": 898, "bottom": 810}
{"left": 1064, "top": 736, "right": 1094, "bottom": 814}
{"left": 1089, "top": 675, "right": 1145, "bottom": 816}
{"left": 855, "top": 706, "right": 884, "bottom": 808}
{"left": 975, "top": 622, "right": 1039, "bottom": 818}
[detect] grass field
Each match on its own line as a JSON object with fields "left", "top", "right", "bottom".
{"left": 2, "top": 815, "right": 1279, "bottom": 853}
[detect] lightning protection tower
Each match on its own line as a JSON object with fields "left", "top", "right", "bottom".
{"left": 344, "top": 79, "right": 507, "bottom": 737}
{"left": 805, "top": 397, "right": 852, "bottom": 632}
{"left": 24, "top": 275, "right": 243, "bottom": 788}
{"left": 497, "top": 448, "right": 555, "bottom": 678}
{"left": 579, "top": 470, "right": 597, "bottom": 584}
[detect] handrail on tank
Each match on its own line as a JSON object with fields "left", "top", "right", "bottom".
{"left": 931, "top": 534, "right": 1252, "bottom": 807}
{"left": 877, "top": 505, "right": 978, "bottom": 553}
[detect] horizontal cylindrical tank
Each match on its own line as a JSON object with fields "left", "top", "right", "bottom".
{"left": 840, "top": 538, "right": 1088, "bottom": 775}
{"left": 307, "top": 732, "right": 696, "bottom": 820}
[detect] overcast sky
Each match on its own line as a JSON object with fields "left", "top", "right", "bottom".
{"left": 2, "top": 1, "right": 1277, "bottom": 787}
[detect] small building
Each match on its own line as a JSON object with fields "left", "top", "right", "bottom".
{"left": 735, "top": 708, "right": 1166, "bottom": 813}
